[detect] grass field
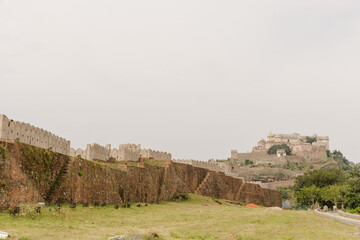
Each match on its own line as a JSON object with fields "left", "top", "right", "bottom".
{"left": 0, "top": 194, "right": 359, "bottom": 240}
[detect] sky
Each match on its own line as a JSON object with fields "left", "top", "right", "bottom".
{"left": 0, "top": 0, "right": 360, "bottom": 162}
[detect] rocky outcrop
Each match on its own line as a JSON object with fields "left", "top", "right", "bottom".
{"left": 0, "top": 140, "right": 281, "bottom": 209}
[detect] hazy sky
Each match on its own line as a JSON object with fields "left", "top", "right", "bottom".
{"left": 1, "top": 0, "right": 359, "bottom": 161}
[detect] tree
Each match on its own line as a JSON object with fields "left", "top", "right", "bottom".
{"left": 321, "top": 185, "right": 341, "bottom": 208}
{"left": 295, "top": 185, "right": 321, "bottom": 206}
{"left": 267, "top": 144, "right": 291, "bottom": 155}
{"left": 294, "top": 168, "right": 346, "bottom": 191}
{"left": 245, "top": 159, "right": 253, "bottom": 166}
{"left": 339, "top": 184, "right": 350, "bottom": 209}
{"left": 306, "top": 136, "right": 317, "bottom": 144}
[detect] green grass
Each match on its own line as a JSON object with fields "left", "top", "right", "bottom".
{"left": 0, "top": 194, "right": 359, "bottom": 240}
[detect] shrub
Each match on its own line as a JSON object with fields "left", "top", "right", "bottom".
{"left": 245, "top": 159, "right": 253, "bottom": 166}
{"left": 306, "top": 136, "right": 317, "bottom": 144}
{"left": 267, "top": 144, "right": 291, "bottom": 155}
{"left": 78, "top": 171, "right": 84, "bottom": 177}
{"left": 0, "top": 143, "right": 8, "bottom": 159}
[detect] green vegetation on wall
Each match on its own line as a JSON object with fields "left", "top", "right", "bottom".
{"left": 326, "top": 150, "right": 353, "bottom": 170}
{"left": 0, "top": 142, "right": 8, "bottom": 159}
{"left": 305, "top": 136, "right": 317, "bottom": 144}
{"left": 267, "top": 144, "right": 291, "bottom": 155}
{"left": 245, "top": 159, "right": 253, "bottom": 166}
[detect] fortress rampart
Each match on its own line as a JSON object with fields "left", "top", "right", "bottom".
{"left": 172, "top": 159, "right": 235, "bottom": 177}
{"left": 71, "top": 143, "right": 172, "bottom": 162}
{"left": 140, "top": 149, "right": 172, "bottom": 160}
{"left": 116, "top": 144, "right": 141, "bottom": 161}
{"left": 0, "top": 141, "right": 282, "bottom": 208}
{"left": 69, "top": 144, "right": 112, "bottom": 161}
{"left": 0, "top": 114, "right": 172, "bottom": 162}
{"left": 0, "top": 114, "right": 70, "bottom": 155}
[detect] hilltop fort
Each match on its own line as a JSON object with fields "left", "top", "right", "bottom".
{"left": 174, "top": 132, "right": 337, "bottom": 191}
{"left": 231, "top": 132, "right": 329, "bottom": 165}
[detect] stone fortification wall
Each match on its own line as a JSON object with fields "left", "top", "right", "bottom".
{"left": 233, "top": 166, "right": 301, "bottom": 182}
{"left": 232, "top": 150, "right": 286, "bottom": 165}
{"left": 292, "top": 146, "right": 327, "bottom": 163}
{"left": 70, "top": 143, "right": 111, "bottom": 161}
{"left": 0, "top": 114, "right": 70, "bottom": 155}
{"left": 85, "top": 143, "right": 111, "bottom": 161}
{"left": 0, "top": 114, "right": 171, "bottom": 162}
{"left": 260, "top": 179, "right": 296, "bottom": 190}
{"left": 71, "top": 143, "right": 173, "bottom": 162}
{"left": 140, "top": 149, "right": 171, "bottom": 160}
{"left": 115, "top": 144, "right": 141, "bottom": 161}
{"left": 172, "top": 159, "right": 237, "bottom": 177}
{"left": 173, "top": 159, "right": 224, "bottom": 172}
{"left": 232, "top": 150, "right": 310, "bottom": 165}
{"left": 0, "top": 141, "right": 282, "bottom": 208}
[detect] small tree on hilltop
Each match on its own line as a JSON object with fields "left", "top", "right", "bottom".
{"left": 306, "top": 136, "right": 317, "bottom": 144}
{"left": 245, "top": 159, "right": 254, "bottom": 166}
{"left": 267, "top": 144, "right": 291, "bottom": 155}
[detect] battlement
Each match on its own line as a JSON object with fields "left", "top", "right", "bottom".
{"left": 140, "top": 149, "right": 171, "bottom": 160}
{"left": 173, "top": 159, "right": 226, "bottom": 171}
{"left": 1, "top": 114, "right": 172, "bottom": 163}
{"left": 0, "top": 114, "right": 70, "bottom": 155}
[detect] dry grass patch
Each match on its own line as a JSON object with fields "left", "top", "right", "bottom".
{"left": 0, "top": 195, "right": 359, "bottom": 239}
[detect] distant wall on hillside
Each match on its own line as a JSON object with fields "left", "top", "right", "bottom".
{"left": 140, "top": 149, "right": 171, "bottom": 160}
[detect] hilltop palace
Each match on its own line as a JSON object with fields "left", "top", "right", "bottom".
{"left": 0, "top": 114, "right": 171, "bottom": 162}
{"left": 230, "top": 132, "right": 329, "bottom": 164}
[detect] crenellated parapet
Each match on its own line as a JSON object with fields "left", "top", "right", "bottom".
{"left": 140, "top": 149, "right": 172, "bottom": 160}
{"left": 116, "top": 143, "right": 141, "bottom": 161}
{"left": 70, "top": 143, "right": 111, "bottom": 161}
{"left": 172, "top": 159, "right": 226, "bottom": 172}
{"left": 0, "top": 114, "right": 70, "bottom": 155}
{"left": 0, "top": 114, "right": 173, "bottom": 163}
{"left": 85, "top": 143, "right": 111, "bottom": 161}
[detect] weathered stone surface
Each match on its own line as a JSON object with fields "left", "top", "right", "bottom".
{"left": 0, "top": 141, "right": 281, "bottom": 209}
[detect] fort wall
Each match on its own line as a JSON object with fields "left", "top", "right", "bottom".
{"left": 140, "top": 149, "right": 171, "bottom": 160}
{"left": 0, "top": 114, "right": 70, "bottom": 155}
{"left": 172, "top": 159, "right": 236, "bottom": 177}
{"left": 0, "top": 141, "right": 282, "bottom": 208}
{"left": 70, "top": 144, "right": 111, "bottom": 161}
{"left": 85, "top": 143, "right": 111, "bottom": 161}
{"left": 117, "top": 144, "right": 141, "bottom": 161}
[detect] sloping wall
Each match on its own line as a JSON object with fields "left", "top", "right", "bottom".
{"left": 0, "top": 141, "right": 281, "bottom": 209}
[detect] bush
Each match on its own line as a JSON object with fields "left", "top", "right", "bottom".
{"left": 245, "top": 159, "right": 253, "bottom": 166}
{"left": 267, "top": 144, "right": 291, "bottom": 155}
{"left": 306, "top": 136, "right": 317, "bottom": 144}
{"left": 349, "top": 206, "right": 360, "bottom": 214}
{"left": 78, "top": 171, "right": 84, "bottom": 177}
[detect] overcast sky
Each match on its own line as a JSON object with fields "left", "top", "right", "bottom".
{"left": 1, "top": 0, "right": 359, "bottom": 162}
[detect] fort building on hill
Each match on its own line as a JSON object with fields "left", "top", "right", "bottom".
{"left": 231, "top": 132, "right": 329, "bottom": 165}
